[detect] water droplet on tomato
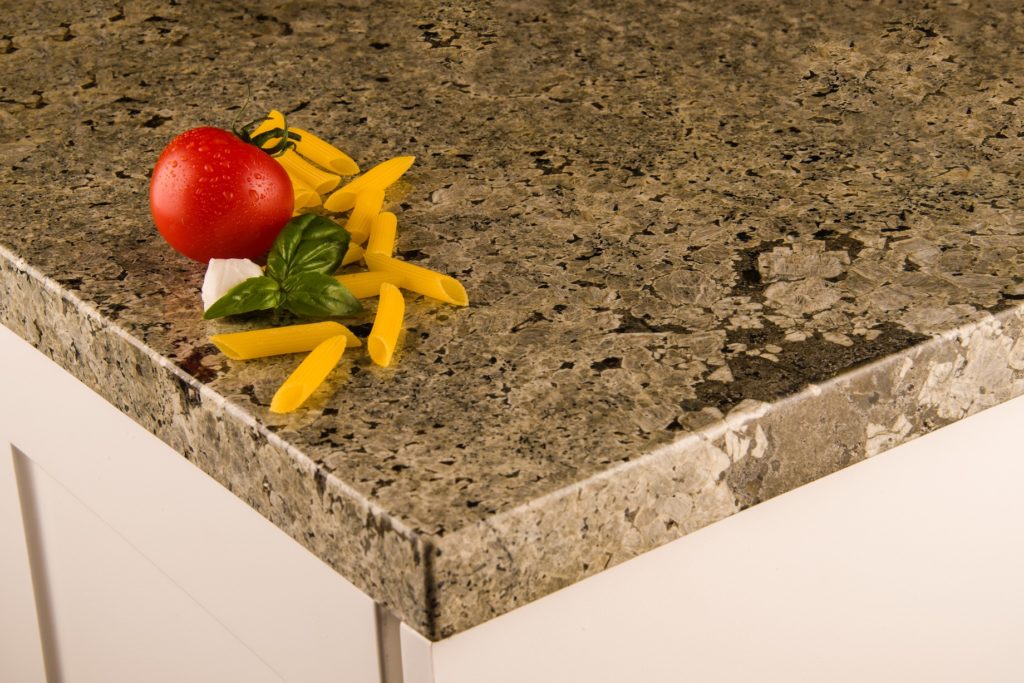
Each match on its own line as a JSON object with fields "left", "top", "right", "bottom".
{"left": 203, "top": 164, "right": 213, "bottom": 173}
{"left": 224, "top": 191, "right": 234, "bottom": 200}
{"left": 248, "top": 189, "right": 259, "bottom": 201}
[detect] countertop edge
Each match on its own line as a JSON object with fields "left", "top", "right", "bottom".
{"left": 426, "top": 303, "right": 1024, "bottom": 638}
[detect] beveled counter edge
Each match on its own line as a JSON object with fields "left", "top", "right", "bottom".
{"left": 427, "top": 303, "right": 1024, "bottom": 638}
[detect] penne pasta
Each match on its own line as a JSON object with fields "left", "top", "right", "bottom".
{"left": 287, "top": 168, "right": 315, "bottom": 191}
{"left": 251, "top": 109, "right": 285, "bottom": 139}
{"left": 270, "top": 335, "right": 348, "bottom": 413}
{"left": 276, "top": 148, "right": 340, "bottom": 194}
{"left": 366, "top": 211, "right": 397, "bottom": 256}
{"left": 368, "top": 283, "right": 404, "bottom": 367}
{"left": 291, "top": 126, "right": 360, "bottom": 176}
{"left": 293, "top": 185, "right": 322, "bottom": 211}
{"left": 334, "top": 271, "right": 397, "bottom": 299}
{"left": 211, "top": 322, "right": 360, "bottom": 360}
{"left": 344, "top": 189, "right": 385, "bottom": 245}
{"left": 324, "top": 191, "right": 357, "bottom": 213}
{"left": 249, "top": 113, "right": 340, "bottom": 194}
{"left": 364, "top": 254, "right": 469, "bottom": 306}
{"left": 323, "top": 156, "right": 415, "bottom": 212}
{"left": 342, "top": 242, "right": 365, "bottom": 267}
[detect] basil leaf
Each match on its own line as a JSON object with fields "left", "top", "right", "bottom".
{"left": 266, "top": 214, "right": 350, "bottom": 282}
{"left": 203, "top": 276, "right": 282, "bottom": 320}
{"left": 291, "top": 217, "right": 350, "bottom": 275}
{"left": 289, "top": 239, "right": 347, "bottom": 276}
{"left": 281, "top": 272, "right": 363, "bottom": 318}
{"left": 265, "top": 215, "right": 311, "bottom": 282}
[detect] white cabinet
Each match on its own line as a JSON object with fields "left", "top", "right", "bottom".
{"left": 0, "top": 324, "right": 382, "bottom": 683}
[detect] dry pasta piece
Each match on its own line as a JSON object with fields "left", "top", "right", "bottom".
{"left": 251, "top": 110, "right": 285, "bottom": 138}
{"left": 211, "top": 322, "right": 360, "bottom": 360}
{"left": 342, "top": 243, "right": 365, "bottom": 267}
{"left": 270, "top": 335, "right": 348, "bottom": 413}
{"left": 368, "top": 283, "right": 404, "bottom": 367}
{"left": 366, "top": 211, "right": 397, "bottom": 256}
{"left": 291, "top": 127, "right": 360, "bottom": 176}
{"left": 293, "top": 186, "right": 322, "bottom": 212}
{"left": 250, "top": 112, "right": 339, "bottom": 193}
{"left": 276, "top": 148, "right": 340, "bottom": 194}
{"left": 334, "top": 271, "right": 398, "bottom": 299}
{"left": 324, "top": 156, "right": 415, "bottom": 212}
{"left": 323, "top": 191, "right": 357, "bottom": 213}
{"left": 364, "top": 254, "right": 468, "bottom": 306}
{"left": 344, "top": 189, "right": 385, "bottom": 245}
{"left": 286, "top": 167, "right": 316, "bottom": 193}
{"left": 289, "top": 176, "right": 320, "bottom": 215}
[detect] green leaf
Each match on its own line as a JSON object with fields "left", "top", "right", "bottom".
{"left": 202, "top": 216, "right": 357, "bottom": 324}
{"left": 281, "top": 272, "right": 363, "bottom": 318}
{"left": 266, "top": 214, "right": 350, "bottom": 283}
{"left": 265, "top": 215, "right": 309, "bottom": 282}
{"left": 203, "top": 276, "right": 282, "bottom": 320}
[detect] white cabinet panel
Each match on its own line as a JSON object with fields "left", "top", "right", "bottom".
{"left": 16, "top": 452, "right": 283, "bottom": 682}
{"left": 0, "top": 448, "right": 46, "bottom": 682}
{"left": 0, "top": 324, "right": 382, "bottom": 683}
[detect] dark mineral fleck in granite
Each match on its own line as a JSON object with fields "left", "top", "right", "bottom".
{"left": 2, "top": 1, "right": 1024, "bottom": 640}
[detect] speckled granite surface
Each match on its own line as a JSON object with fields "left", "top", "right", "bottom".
{"left": 2, "top": 1, "right": 1023, "bottom": 639}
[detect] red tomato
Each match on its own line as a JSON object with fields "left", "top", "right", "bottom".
{"left": 149, "top": 127, "right": 294, "bottom": 263}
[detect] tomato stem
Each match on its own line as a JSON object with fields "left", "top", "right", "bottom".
{"left": 234, "top": 115, "right": 302, "bottom": 158}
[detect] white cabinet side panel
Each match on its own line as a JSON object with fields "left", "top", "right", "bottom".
{"left": 0, "top": 447, "right": 46, "bottom": 682}
{"left": 0, "top": 323, "right": 382, "bottom": 683}
{"left": 399, "top": 622, "right": 435, "bottom": 683}
{"left": 16, "top": 452, "right": 284, "bottom": 683}
{"left": 430, "top": 395, "right": 1024, "bottom": 683}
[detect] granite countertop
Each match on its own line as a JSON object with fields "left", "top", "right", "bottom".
{"left": 2, "top": 1, "right": 1023, "bottom": 640}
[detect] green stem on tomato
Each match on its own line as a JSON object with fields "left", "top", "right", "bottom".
{"left": 234, "top": 115, "right": 302, "bottom": 158}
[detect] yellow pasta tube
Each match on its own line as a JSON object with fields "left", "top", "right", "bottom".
{"left": 286, "top": 165, "right": 315, "bottom": 192}
{"left": 334, "top": 271, "right": 397, "bottom": 299}
{"left": 342, "top": 243, "right": 365, "bottom": 266}
{"left": 211, "top": 322, "right": 360, "bottom": 360}
{"left": 368, "top": 283, "right": 404, "bottom": 367}
{"left": 291, "top": 127, "right": 360, "bottom": 176}
{"left": 270, "top": 335, "right": 348, "bottom": 413}
{"left": 293, "top": 185, "right": 322, "bottom": 211}
{"left": 344, "top": 189, "right": 385, "bottom": 245}
{"left": 364, "top": 254, "right": 469, "bottom": 306}
{"left": 324, "top": 156, "right": 415, "bottom": 212}
{"left": 324, "top": 191, "right": 357, "bottom": 213}
{"left": 251, "top": 110, "right": 285, "bottom": 139}
{"left": 366, "top": 211, "right": 397, "bottom": 256}
{"left": 276, "top": 148, "right": 340, "bottom": 194}
{"left": 250, "top": 111, "right": 341, "bottom": 193}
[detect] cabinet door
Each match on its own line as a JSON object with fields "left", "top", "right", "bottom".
{"left": 0, "top": 323, "right": 382, "bottom": 683}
